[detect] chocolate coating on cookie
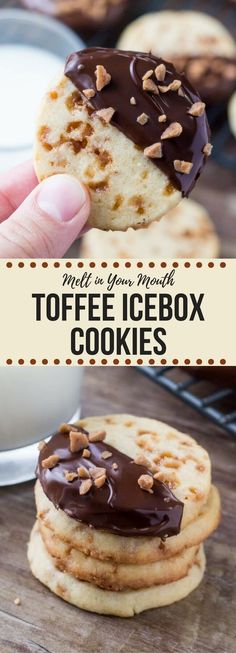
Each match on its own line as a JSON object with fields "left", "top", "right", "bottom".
{"left": 173, "top": 56, "right": 236, "bottom": 105}
{"left": 65, "top": 47, "right": 210, "bottom": 196}
{"left": 37, "top": 428, "right": 183, "bottom": 537}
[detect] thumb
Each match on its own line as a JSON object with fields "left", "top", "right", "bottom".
{"left": 0, "top": 174, "right": 90, "bottom": 258}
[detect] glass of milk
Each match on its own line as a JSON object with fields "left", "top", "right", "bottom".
{"left": 0, "top": 8, "right": 85, "bottom": 172}
{"left": 0, "top": 367, "right": 84, "bottom": 486}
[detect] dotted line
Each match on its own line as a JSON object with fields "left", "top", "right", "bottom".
{"left": 4, "top": 261, "right": 227, "bottom": 269}
{"left": 4, "top": 358, "right": 227, "bottom": 366}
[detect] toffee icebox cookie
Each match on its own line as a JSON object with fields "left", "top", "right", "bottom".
{"left": 35, "top": 47, "right": 211, "bottom": 231}
{"left": 28, "top": 414, "right": 221, "bottom": 617}
{"left": 118, "top": 11, "right": 236, "bottom": 106}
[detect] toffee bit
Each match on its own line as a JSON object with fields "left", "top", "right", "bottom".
{"left": 155, "top": 63, "right": 166, "bottom": 82}
{"left": 38, "top": 440, "right": 46, "bottom": 452}
{"left": 14, "top": 597, "right": 21, "bottom": 606}
{"left": 188, "top": 101, "right": 206, "bottom": 117}
{"left": 64, "top": 471, "right": 78, "bottom": 482}
{"left": 79, "top": 479, "right": 92, "bottom": 495}
{"left": 101, "top": 450, "right": 113, "bottom": 460}
{"left": 130, "top": 96, "right": 136, "bottom": 105}
{"left": 142, "top": 69, "right": 154, "bottom": 81}
{"left": 158, "top": 114, "right": 167, "bottom": 123}
{"left": 138, "top": 474, "right": 154, "bottom": 493}
{"left": 178, "top": 87, "right": 185, "bottom": 97}
{"left": 59, "top": 423, "right": 77, "bottom": 434}
{"left": 159, "top": 80, "right": 181, "bottom": 93}
{"left": 77, "top": 466, "right": 90, "bottom": 479}
{"left": 69, "top": 431, "right": 89, "bottom": 452}
{"left": 90, "top": 467, "right": 106, "bottom": 480}
{"left": 95, "top": 64, "right": 111, "bottom": 91}
{"left": 134, "top": 453, "right": 153, "bottom": 469}
{"left": 203, "top": 143, "right": 213, "bottom": 156}
{"left": 83, "top": 88, "right": 95, "bottom": 99}
{"left": 42, "top": 454, "right": 60, "bottom": 469}
{"left": 142, "top": 78, "right": 159, "bottom": 95}
{"left": 174, "top": 160, "right": 193, "bottom": 174}
{"left": 88, "top": 430, "right": 106, "bottom": 443}
{"left": 144, "top": 142, "right": 162, "bottom": 159}
{"left": 82, "top": 448, "right": 91, "bottom": 459}
{"left": 112, "top": 463, "right": 118, "bottom": 471}
{"left": 137, "top": 112, "right": 149, "bottom": 125}
{"left": 96, "top": 107, "right": 115, "bottom": 123}
{"left": 94, "top": 474, "right": 106, "bottom": 488}
{"left": 161, "top": 122, "right": 183, "bottom": 140}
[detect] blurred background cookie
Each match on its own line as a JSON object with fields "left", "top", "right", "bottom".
{"left": 20, "top": 0, "right": 130, "bottom": 33}
{"left": 81, "top": 198, "right": 220, "bottom": 258}
{"left": 35, "top": 47, "right": 210, "bottom": 230}
{"left": 118, "top": 11, "right": 236, "bottom": 105}
{"left": 228, "top": 90, "right": 236, "bottom": 136}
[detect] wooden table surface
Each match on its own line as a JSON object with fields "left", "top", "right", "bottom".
{"left": 0, "top": 367, "right": 235, "bottom": 653}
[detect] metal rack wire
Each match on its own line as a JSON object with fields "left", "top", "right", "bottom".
{"left": 140, "top": 367, "right": 236, "bottom": 436}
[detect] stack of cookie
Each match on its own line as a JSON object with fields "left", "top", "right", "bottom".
{"left": 28, "top": 414, "right": 220, "bottom": 617}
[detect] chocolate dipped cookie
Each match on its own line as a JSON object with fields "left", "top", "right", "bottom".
{"left": 34, "top": 47, "right": 210, "bottom": 231}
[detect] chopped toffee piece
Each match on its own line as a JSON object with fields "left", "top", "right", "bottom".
{"left": 101, "top": 450, "right": 113, "bottom": 460}
{"left": 69, "top": 431, "right": 89, "bottom": 452}
{"left": 94, "top": 474, "right": 106, "bottom": 488}
{"left": 142, "top": 69, "right": 154, "bottom": 81}
{"left": 41, "top": 454, "right": 60, "bottom": 469}
{"left": 79, "top": 479, "right": 93, "bottom": 495}
{"left": 65, "top": 47, "right": 211, "bottom": 196}
{"left": 138, "top": 474, "right": 154, "bottom": 493}
{"left": 82, "top": 448, "right": 91, "bottom": 458}
{"left": 174, "top": 160, "right": 193, "bottom": 174}
{"left": 144, "top": 142, "right": 162, "bottom": 158}
{"left": 38, "top": 441, "right": 46, "bottom": 452}
{"left": 155, "top": 63, "right": 166, "bottom": 81}
{"left": 188, "top": 101, "right": 206, "bottom": 117}
{"left": 88, "top": 430, "right": 106, "bottom": 443}
{"left": 83, "top": 88, "right": 96, "bottom": 99}
{"left": 37, "top": 428, "right": 183, "bottom": 537}
{"left": 77, "top": 465, "right": 90, "bottom": 478}
{"left": 161, "top": 122, "right": 183, "bottom": 139}
{"left": 158, "top": 114, "right": 167, "bottom": 123}
{"left": 142, "top": 78, "right": 159, "bottom": 94}
{"left": 89, "top": 467, "right": 106, "bottom": 480}
{"left": 95, "top": 64, "right": 111, "bottom": 91}
{"left": 203, "top": 143, "right": 213, "bottom": 156}
{"left": 137, "top": 112, "right": 149, "bottom": 125}
{"left": 64, "top": 471, "right": 78, "bottom": 482}
{"left": 96, "top": 107, "right": 115, "bottom": 123}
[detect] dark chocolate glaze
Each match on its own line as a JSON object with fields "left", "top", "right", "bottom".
{"left": 173, "top": 56, "right": 236, "bottom": 105}
{"left": 65, "top": 47, "right": 210, "bottom": 196}
{"left": 37, "top": 428, "right": 183, "bottom": 538}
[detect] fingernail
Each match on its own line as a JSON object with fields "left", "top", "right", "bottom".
{"left": 37, "top": 175, "right": 87, "bottom": 222}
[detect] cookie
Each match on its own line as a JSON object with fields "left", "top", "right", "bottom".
{"left": 228, "top": 91, "right": 236, "bottom": 137}
{"left": 36, "top": 480, "right": 220, "bottom": 565}
{"left": 34, "top": 47, "right": 210, "bottom": 231}
{"left": 28, "top": 414, "right": 220, "bottom": 616}
{"left": 21, "top": 0, "right": 128, "bottom": 32}
{"left": 118, "top": 11, "right": 236, "bottom": 59}
{"left": 118, "top": 12, "right": 236, "bottom": 105}
{"left": 28, "top": 524, "right": 206, "bottom": 617}
{"left": 80, "top": 198, "right": 220, "bottom": 258}
{"left": 39, "top": 521, "right": 199, "bottom": 590}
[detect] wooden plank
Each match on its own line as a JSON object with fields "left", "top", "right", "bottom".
{"left": 0, "top": 367, "right": 235, "bottom": 653}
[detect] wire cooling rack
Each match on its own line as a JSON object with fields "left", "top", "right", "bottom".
{"left": 140, "top": 367, "right": 236, "bottom": 436}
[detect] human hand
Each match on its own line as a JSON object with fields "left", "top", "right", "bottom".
{"left": 0, "top": 161, "right": 90, "bottom": 257}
